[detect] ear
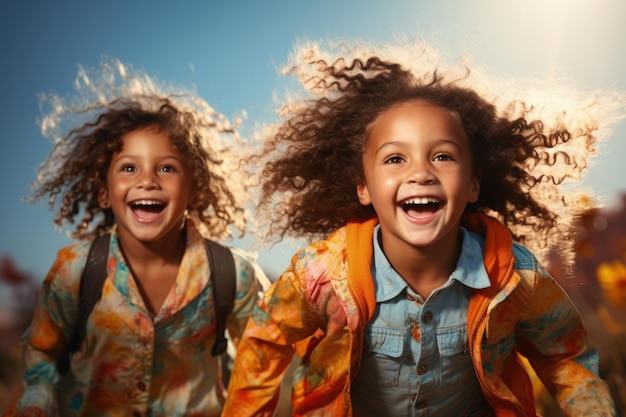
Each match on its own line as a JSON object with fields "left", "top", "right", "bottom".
{"left": 357, "top": 183, "right": 372, "bottom": 206}
{"left": 468, "top": 176, "right": 480, "bottom": 203}
{"left": 98, "top": 187, "right": 110, "bottom": 209}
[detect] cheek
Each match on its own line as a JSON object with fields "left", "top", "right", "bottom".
{"left": 362, "top": 175, "right": 397, "bottom": 206}
{"left": 375, "top": 175, "right": 400, "bottom": 197}
{"left": 381, "top": 176, "right": 397, "bottom": 187}
{"left": 174, "top": 178, "right": 194, "bottom": 205}
{"left": 106, "top": 178, "right": 131, "bottom": 202}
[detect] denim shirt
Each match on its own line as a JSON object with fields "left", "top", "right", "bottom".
{"left": 351, "top": 226, "right": 494, "bottom": 416}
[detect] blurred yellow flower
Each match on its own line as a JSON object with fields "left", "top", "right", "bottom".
{"left": 597, "top": 305, "right": 626, "bottom": 334}
{"left": 597, "top": 260, "right": 626, "bottom": 308}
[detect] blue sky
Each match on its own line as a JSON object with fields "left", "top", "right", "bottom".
{"left": 1, "top": 0, "right": 625, "bottom": 281}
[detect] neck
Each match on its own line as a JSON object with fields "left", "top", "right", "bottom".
{"left": 380, "top": 229, "right": 461, "bottom": 298}
{"left": 117, "top": 227, "right": 187, "bottom": 268}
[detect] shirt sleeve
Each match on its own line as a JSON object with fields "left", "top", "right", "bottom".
{"left": 222, "top": 247, "right": 324, "bottom": 417}
{"left": 516, "top": 259, "right": 617, "bottom": 416}
{"left": 16, "top": 244, "right": 87, "bottom": 417}
{"left": 226, "top": 248, "right": 271, "bottom": 346}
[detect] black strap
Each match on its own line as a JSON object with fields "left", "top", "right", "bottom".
{"left": 205, "top": 239, "right": 236, "bottom": 357}
{"left": 59, "top": 234, "right": 235, "bottom": 375}
{"left": 57, "top": 234, "right": 110, "bottom": 374}
{"left": 70, "top": 234, "right": 111, "bottom": 354}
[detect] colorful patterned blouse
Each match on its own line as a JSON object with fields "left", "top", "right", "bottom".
{"left": 16, "top": 223, "right": 261, "bottom": 417}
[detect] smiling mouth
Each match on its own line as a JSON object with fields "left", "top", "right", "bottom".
{"left": 401, "top": 197, "right": 441, "bottom": 217}
{"left": 130, "top": 199, "right": 166, "bottom": 218}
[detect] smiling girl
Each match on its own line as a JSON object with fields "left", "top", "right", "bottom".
{"left": 222, "top": 40, "right": 618, "bottom": 416}
{"left": 11, "top": 61, "right": 262, "bottom": 417}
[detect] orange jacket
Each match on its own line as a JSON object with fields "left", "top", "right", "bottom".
{"left": 224, "top": 214, "right": 615, "bottom": 416}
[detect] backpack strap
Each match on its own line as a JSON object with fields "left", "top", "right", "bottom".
{"left": 57, "top": 233, "right": 110, "bottom": 374}
{"left": 58, "top": 234, "right": 233, "bottom": 376}
{"left": 71, "top": 234, "right": 111, "bottom": 354}
{"left": 204, "top": 239, "right": 236, "bottom": 357}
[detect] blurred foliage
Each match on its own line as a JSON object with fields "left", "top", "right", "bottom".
{"left": 1, "top": 195, "right": 625, "bottom": 415}
{"left": 597, "top": 260, "right": 626, "bottom": 309}
{"left": 534, "top": 193, "right": 626, "bottom": 415}
{"left": 571, "top": 194, "right": 626, "bottom": 413}
{"left": 0, "top": 257, "right": 38, "bottom": 415}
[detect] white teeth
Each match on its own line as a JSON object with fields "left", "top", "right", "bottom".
{"left": 403, "top": 197, "right": 439, "bottom": 205}
{"left": 132, "top": 200, "right": 163, "bottom": 206}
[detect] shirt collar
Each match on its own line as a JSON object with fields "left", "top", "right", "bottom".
{"left": 371, "top": 225, "right": 491, "bottom": 302}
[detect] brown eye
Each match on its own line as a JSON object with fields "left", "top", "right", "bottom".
{"left": 384, "top": 155, "right": 404, "bottom": 164}
{"left": 159, "top": 165, "right": 178, "bottom": 173}
{"left": 433, "top": 153, "right": 453, "bottom": 162}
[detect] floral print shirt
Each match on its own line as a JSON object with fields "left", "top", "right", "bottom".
{"left": 16, "top": 223, "right": 261, "bottom": 417}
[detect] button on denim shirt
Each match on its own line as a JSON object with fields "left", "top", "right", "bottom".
{"left": 351, "top": 226, "right": 494, "bottom": 416}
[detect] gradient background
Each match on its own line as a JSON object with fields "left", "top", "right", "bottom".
{"left": 1, "top": 0, "right": 624, "bottom": 288}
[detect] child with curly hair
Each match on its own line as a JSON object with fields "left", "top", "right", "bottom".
{"left": 222, "top": 40, "right": 619, "bottom": 416}
{"left": 10, "top": 60, "right": 264, "bottom": 417}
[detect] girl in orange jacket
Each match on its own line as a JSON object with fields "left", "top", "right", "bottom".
{"left": 223, "top": 39, "right": 618, "bottom": 416}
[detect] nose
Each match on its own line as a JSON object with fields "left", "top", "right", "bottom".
{"left": 137, "top": 170, "right": 159, "bottom": 189}
{"left": 407, "top": 160, "right": 435, "bottom": 185}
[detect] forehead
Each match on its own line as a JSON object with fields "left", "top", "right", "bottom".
{"left": 117, "top": 126, "right": 177, "bottom": 152}
{"left": 367, "top": 99, "right": 466, "bottom": 139}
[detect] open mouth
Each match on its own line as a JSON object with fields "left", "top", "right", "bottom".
{"left": 401, "top": 197, "right": 441, "bottom": 218}
{"left": 130, "top": 199, "right": 166, "bottom": 220}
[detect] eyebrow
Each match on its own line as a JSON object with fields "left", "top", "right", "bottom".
{"left": 436, "top": 139, "right": 464, "bottom": 152}
{"left": 112, "top": 153, "right": 185, "bottom": 161}
{"left": 373, "top": 141, "right": 403, "bottom": 156}
{"left": 374, "top": 138, "right": 464, "bottom": 156}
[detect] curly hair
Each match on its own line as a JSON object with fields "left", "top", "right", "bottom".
{"left": 255, "top": 40, "right": 603, "bottom": 257}
{"left": 32, "top": 60, "right": 249, "bottom": 240}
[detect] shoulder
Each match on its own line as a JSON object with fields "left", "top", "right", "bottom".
{"left": 510, "top": 243, "right": 555, "bottom": 288}
{"left": 468, "top": 227, "right": 540, "bottom": 274}
{"left": 293, "top": 227, "right": 349, "bottom": 268}
{"left": 509, "top": 243, "right": 557, "bottom": 308}
{"left": 229, "top": 247, "right": 272, "bottom": 293}
{"left": 290, "top": 238, "right": 347, "bottom": 275}
{"left": 511, "top": 243, "right": 539, "bottom": 272}
{"left": 281, "top": 231, "right": 351, "bottom": 297}
{"left": 39, "top": 241, "right": 91, "bottom": 306}
{"left": 47, "top": 242, "right": 91, "bottom": 283}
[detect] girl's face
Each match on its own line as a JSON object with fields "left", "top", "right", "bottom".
{"left": 357, "top": 100, "right": 479, "bottom": 254}
{"left": 100, "top": 126, "right": 193, "bottom": 246}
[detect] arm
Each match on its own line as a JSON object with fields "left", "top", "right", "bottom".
{"left": 15, "top": 244, "right": 86, "bottom": 417}
{"left": 516, "top": 260, "right": 617, "bottom": 416}
{"left": 222, "top": 252, "right": 324, "bottom": 417}
{"left": 225, "top": 249, "right": 271, "bottom": 347}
